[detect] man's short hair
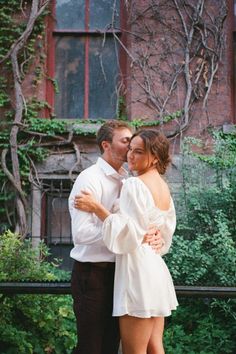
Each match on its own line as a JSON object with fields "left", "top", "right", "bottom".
{"left": 96, "top": 120, "right": 132, "bottom": 153}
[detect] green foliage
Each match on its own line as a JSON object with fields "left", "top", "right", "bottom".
{"left": 0, "top": 1, "right": 51, "bottom": 230}
{"left": 164, "top": 299, "right": 236, "bottom": 354}
{"left": 0, "top": 78, "right": 10, "bottom": 108}
{"left": 130, "top": 110, "right": 182, "bottom": 128}
{"left": 167, "top": 197, "right": 236, "bottom": 286}
{"left": 0, "top": 294, "right": 76, "bottom": 354}
{"left": 166, "top": 131, "right": 236, "bottom": 286}
{"left": 184, "top": 131, "right": 236, "bottom": 169}
{"left": 0, "top": 231, "right": 76, "bottom": 353}
{"left": 0, "top": 1, "right": 26, "bottom": 61}
{"left": 0, "top": 1, "right": 48, "bottom": 74}
{"left": 26, "top": 117, "right": 102, "bottom": 136}
{"left": 117, "top": 96, "right": 128, "bottom": 121}
{"left": 0, "top": 230, "right": 70, "bottom": 282}
{"left": 23, "top": 99, "right": 52, "bottom": 121}
{"left": 163, "top": 130, "right": 236, "bottom": 353}
{"left": 49, "top": 77, "right": 60, "bottom": 94}
{"left": 0, "top": 129, "right": 11, "bottom": 149}
{"left": 26, "top": 117, "right": 68, "bottom": 135}
{"left": 22, "top": 110, "right": 183, "bottom": 137}
{"left": 164, "top": 184, "right": 236, "bottom": 352}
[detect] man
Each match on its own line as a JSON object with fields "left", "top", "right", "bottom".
{"left": 69, "top": 121, "right": 163, "bottom": 354}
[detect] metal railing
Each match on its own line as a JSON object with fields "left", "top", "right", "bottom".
{"left": 0, "top": 282, "right": 235, "bottom": 298}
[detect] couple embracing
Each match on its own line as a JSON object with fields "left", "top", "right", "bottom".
{"left": 69, "top": 120, "right": 178, "bottom": 354}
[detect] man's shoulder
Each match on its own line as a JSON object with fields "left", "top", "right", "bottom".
{"left": 69, "top": 162, "right": 103, "bottom": 198}
{"left": 80, "top": 162, "right": 98, "bottom": 174}
{"left": 74, "top": 161, "right": 104, "bottom": 181}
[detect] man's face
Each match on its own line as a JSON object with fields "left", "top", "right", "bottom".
{"left": 109, "top": 128, "right": 132, "bottom": 165}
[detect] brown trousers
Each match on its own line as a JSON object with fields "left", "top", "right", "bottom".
{"left": 71, "top": 261, "right": 120, "bottom": 354}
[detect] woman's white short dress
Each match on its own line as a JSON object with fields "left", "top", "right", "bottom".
{"left": 102, "top": 177, "right": 178, "bottom": 318}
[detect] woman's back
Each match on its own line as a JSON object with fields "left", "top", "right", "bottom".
{"left": 139, "top": 171, "right": 171, "bottom": 211}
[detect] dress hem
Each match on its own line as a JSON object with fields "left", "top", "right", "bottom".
{"left": 112, "top": 305, "right": 178, "bottom": 318}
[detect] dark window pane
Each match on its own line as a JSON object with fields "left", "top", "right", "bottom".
{"left": 48, "top": 245, "right": 73, "bottom": 271}
{"left": 55, "top": 36, "right": 85, "bottom": 119}
{"left": 47, "top": 197, "right": 71, "bottom": 244}
{"left": 89, "top": 37, "right": 119, "bottom": 119}
{"left": 90, "top": 0, "right": 120, "bottom": 29}
{"left": 44, "top": 179, "right": 73, "bottom": 271}
{"left": 56, "top": 0, "right": 85, "bottom": 29}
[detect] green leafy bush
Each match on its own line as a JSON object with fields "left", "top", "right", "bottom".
{"left": 0, "top": 295, "right": 76, "bottom": 354}
{"left": 163, "top": 131, "right": 236, "bottom": 353}
{"left": 0, "top": 231, "right": 76, "bottom": 353}
{"left": 166, "top": 132, "right": 236, "bottom": 286}
{"left": 164, "top": 298, "right": 236, "bottom": 354}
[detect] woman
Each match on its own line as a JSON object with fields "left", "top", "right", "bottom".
{"left": 75, "top": 129, "right": 178, "bottom": 354}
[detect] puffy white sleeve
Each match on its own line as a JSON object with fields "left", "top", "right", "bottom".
{"left": 102, "top": 177, "right": 176, "bottom": 255}
{"left": 102, "top": 178, "right": 150, "bottom": 254}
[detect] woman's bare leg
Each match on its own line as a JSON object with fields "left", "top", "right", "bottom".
{"left": 147, "top": 317, "right": 165, "bottom": 354}
{"left": 119, "top": 315, "right": 154, "bottom": 354}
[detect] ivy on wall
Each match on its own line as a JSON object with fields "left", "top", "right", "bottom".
{"left": 0, "top": 0, "right": 51, "bottom": 235}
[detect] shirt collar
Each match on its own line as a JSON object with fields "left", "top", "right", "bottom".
{"left": 97, "top": 157, "right": 128, "bottom": 179}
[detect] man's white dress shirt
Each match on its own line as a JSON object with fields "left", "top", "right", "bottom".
{"left": 69, "top": 157, "right": 128, "bottom": 262}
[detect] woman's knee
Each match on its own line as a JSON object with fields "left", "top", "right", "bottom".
{"left": 147, "top": 342, "right": 165, "bottom": 354}
{"left": 120, "top": 315, "right": 154, "bottom": 354}
{"left": 147, "top": 317, "right": 165, "bottom": 354}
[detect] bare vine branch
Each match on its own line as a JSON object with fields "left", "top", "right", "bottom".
{"left": 1, "top": 149, "right": 28, "bottom": 209}
{"left": 69, "top": 142, "right": 81, "bottom": 181}
{"left": 1, "top": 0, "right": 50, "bottom": 237}
{"left": 123, "top": 0, "right": 227, "bottom": 135}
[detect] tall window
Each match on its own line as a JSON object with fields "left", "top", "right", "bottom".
{"left": 49, "top": 0, "right": 125, "bottom": 119}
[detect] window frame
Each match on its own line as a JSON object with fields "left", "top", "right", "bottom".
{"left": 46, "top": 0, "right": 128, "bottom": 119}
{"left": 32, "top": 177, "right": 74, "bottom": 270}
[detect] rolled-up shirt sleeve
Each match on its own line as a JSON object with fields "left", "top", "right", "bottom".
{"left": 69, "top": 173, "right": 103, "bottom": 245}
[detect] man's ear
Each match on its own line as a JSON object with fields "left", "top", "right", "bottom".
{"left": 101, "top": 140, "right": 111, "bottom": 152}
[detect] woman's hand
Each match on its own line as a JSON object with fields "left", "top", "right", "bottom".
{"left": 74, "top": 190, "right": 98, "bottom": 213}
{"left": 74, "top": 190, "right": 110, "bottom": 221}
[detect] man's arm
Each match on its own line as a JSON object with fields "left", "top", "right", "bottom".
{"left": 69, "top": 173, "right": 103, "bottom": 245}
{"left": 74, "top": 191, "right": 165, "bottom": 253}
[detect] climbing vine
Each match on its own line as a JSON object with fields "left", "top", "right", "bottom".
{"left": 0, "top": 0, "right": 50, "bottom": 236}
